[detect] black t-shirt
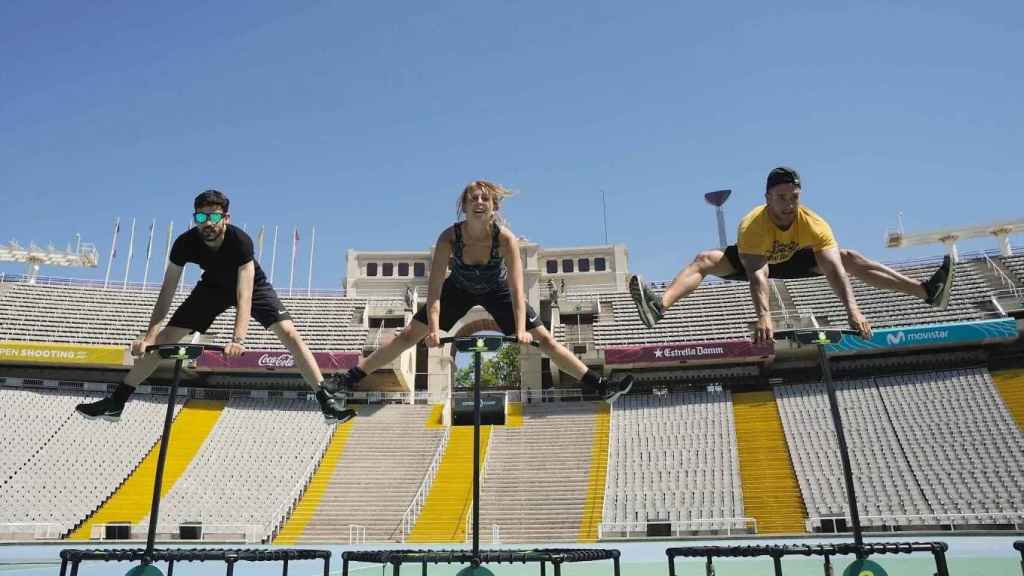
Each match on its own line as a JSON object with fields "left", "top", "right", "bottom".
{"left": 169, "top": 224, "right": 269, "bottom": 291}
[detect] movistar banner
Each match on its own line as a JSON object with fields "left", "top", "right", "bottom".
{"left": 825, "top": 317, "right": 1018, "bottom": 355}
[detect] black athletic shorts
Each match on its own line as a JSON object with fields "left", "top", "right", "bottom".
{"left": 168, "top": 282, "right": 292, "bottom": 333}
{"left": 722, "top": 245, "right": 822, "bottom": 281}
{"left": 412, "top": 278, "right": 542, "bottom": 335}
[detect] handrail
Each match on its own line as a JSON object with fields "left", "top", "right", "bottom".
{"left": 399, "top": 426, "right": 451, "bottom": 542}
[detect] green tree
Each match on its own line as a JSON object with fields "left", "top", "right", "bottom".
{"left": 453, "top": 343, "right": 521, "bottom": 389}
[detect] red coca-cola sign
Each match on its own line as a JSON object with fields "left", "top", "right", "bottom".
{"left": 195, "top": 350, "right": 360, "bottom": 372}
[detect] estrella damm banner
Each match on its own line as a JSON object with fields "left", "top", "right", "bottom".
{"left": 824, "top": 317, "right": 1018, "bottom": 355}
{"left": 0, "top": 341, "right": 127, "bottom": 366}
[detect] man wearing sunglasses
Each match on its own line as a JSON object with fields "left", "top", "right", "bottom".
{"left": 75, "top": 189, "right": 354, "bottom": 424}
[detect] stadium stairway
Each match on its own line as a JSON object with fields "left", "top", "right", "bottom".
{"left": 733, "top": 391, "right": 806, "bottom": 534}
{"left": 994, "top": 370, "right": 1024, "bottom": 430}
{"left": 273, "top": 417, "right": 356, "bottom": 544}
{"left": 578, "top": 403, "right": 610, "bottom": 542}
{"left": 68, "top": 399, "right": 225, "bottom": 540}
{"left": 407, "top": 425, "right": 491, "bottom": 543}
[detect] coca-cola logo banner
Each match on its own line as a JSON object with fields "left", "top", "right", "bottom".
{"left": 195, "top": 350, "right": 360, "bottom": 372}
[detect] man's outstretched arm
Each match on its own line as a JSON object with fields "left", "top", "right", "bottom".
{"left": 739, "top": 253, "right": 773, "bottom": 343}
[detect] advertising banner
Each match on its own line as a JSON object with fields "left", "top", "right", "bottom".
{"left": 0, "top": 341, "right": 126, "bottom": 366}
{"left": 195, "top": 350, "right": 361, "bottom": 372}
{"left": 824, "top": 317, "right": 1018, "bottom": 355}
{"left": 604, "top": 340, "right": 773, "bottom": 366}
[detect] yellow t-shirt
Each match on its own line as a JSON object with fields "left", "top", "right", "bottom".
{"left": 736, "top": 205, "right": 837, "bottom": 264}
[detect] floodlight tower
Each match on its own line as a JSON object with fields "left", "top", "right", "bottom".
{"left": 704, "top": 189, "right": 732, "bottom": 249}
{"left": 0, "top": 236, "right": 99, "bottom": 282}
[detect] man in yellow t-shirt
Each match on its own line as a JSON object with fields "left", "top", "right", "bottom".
{"left": 629, "top": 166, "right": 955, "bottom": 342}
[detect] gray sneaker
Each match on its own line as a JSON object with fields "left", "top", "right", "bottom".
{"left": 629, "top": 274, "right": 664, "bottom": 328}
{"left": 923, "top": 255, "right": 955, "bottom": 310}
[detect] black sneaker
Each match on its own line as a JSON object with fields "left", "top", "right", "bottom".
{"left": 923, "top": 255, "right": 955, "bottom": 310}
{"left": 629, "top": 275, "right": 664, "bottom": 329}
{"left": 599, "top": 374, "right": 634, "bottom": 404}
{"left": 316, "top": 389, "right": 356, "bottom": 424}
{"left": 322, "top": 370, "right": 357, "bottom": 398}
{"left": 76, "top": 396, "right": 125, "bottom": 422}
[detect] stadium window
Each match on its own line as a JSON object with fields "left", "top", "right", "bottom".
{"left": 398, "top": 262, "right": 410, "bottom": 277}
{"left": 366, "top": 263, "right": 378, "bottom": 277}
{"left": 562, "top": 259, "right": 574, "bottom": 273}
{"left": 578, "top": 258, "right": 591, "bottom": 272}
{"left": 382, "top": 262, "right": 394, "bottom": 277}
{"left": 546, "top": 260, "right": 558, "bottom": 274}
{"left": 414, "top": 262, "right": 426, "bottom": 277}
{"left": 594, "top": 257, "right": 607, "bottom": 271}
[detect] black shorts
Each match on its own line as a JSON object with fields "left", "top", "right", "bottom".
{"left": 412, "top": 279, "right": 542, "bottom": 335}
{"left": 722, "top": 245, "right": 821, "bottom": 281}
{"left": 168, "top": 282, "right": 292, "bottom": 334}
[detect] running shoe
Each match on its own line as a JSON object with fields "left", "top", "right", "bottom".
{"left": 629, "top": 274, "right": 665, "bottom": 329}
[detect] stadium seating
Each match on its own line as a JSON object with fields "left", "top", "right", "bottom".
{"left": 783, "top": 259, "right": 989, "bottom": 329}
{"left": 149, "top": 396, "right": 334, "bottom": 541}
{"left": 777, "top": 368, "right": 1024, "bottom": 530}
{"left": 0, "top": 388, "right": 180, "bottom": 535}
{"left": 601, "top": 389, "right": 744, "bottom": 535}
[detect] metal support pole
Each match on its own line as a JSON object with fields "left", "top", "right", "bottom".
{"left": 145, "top": 358, "right": 185, "bottom": 558}
{"left": 472, "top": 349, "right": 482, "bottom": 557}
{"left": 817, "top": 343, "right": 864, "bottom": 552}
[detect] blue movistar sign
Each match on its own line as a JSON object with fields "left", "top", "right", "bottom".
{"left": 825, "top": 317, "right": 1018, "bottom": 354}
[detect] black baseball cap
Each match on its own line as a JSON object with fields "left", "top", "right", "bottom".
{"left": 766, "top": 166, "right": 801, "bottom": 191}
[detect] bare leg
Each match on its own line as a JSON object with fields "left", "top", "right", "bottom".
{"left": 840, "top": 249, "right": 927, "bottom": 299}
{"left": 530, "top": 325, "right": 588, "bottom": 380}
{"left": 357, "top": 320, "right": 429, "bottom": 375}
{"left": 123, "top": 326, "right": 193, "bottom": 387}
{"left": 661, "top": 249, "right": 739, "bottom": 309}
{"left": 270, "top": 320, "right": 324, "bottom": 393}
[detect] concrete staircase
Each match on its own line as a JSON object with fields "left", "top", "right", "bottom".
{"left": 472, "top": 401, "right": 604, "bottom": 544}
{"left": 287, "top": 404, "right": 443, "bottom": 543}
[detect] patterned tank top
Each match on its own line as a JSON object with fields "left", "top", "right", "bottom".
{"left": 448, "top": 221, "right": 507, "bottom": 294}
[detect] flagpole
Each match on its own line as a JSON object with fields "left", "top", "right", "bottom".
{"left": 307, "top": 226, "right": 316, "bottom": 297}
{"left": 289, "top": 226, "right": 298, "bottom": 296}
{"left": 270, "top": 225, "right": 279, "bottom": 285}
{"left": 178, "top": 222, "right": 192, "bottom": 294}
{"left": 257, "top": 225, "right": 266, "bottom": 261}
{"left": 164, "top": 221, "right": 174, "bottom": 272}
{"left": 142, "top": 219, "right": 155, "bottom": 287}
{"left": 121, "top": 216, "right": 136, "bottom": 289}
{"left": 104, "top": 217, "right": 120, "bottom": 289}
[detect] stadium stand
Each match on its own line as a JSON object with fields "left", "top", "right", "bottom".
{"left": 148, "top": 396, "right": 334, "bottom": 541}
{"left": 0, "top": 282, "right": 368, "bottom": 351}
{"left": 0, "top": 388, "right": 181, "bottom": 535}
{"left": 783, "top": 259, "right": 990, "bottom": 328}
{"left": 601, "top": 389, "right": 745, "bottom": 536}
{"left": 777, "top": 368, "right": 1024, "bottom": 531}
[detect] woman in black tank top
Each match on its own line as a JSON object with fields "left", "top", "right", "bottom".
{"left": 325, "top": 181, "right": 632, "bottom": 402}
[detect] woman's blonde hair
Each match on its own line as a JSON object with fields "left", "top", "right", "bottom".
{"left": 456, "top": 180, "right": 514, "bottom": 226}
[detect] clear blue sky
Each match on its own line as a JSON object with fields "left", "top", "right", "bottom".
{"left": 2, "top": 1, "right": 1021, "bottom": 288}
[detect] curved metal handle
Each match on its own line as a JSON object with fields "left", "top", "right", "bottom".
{"left": 145, "top": 343, "right": 227, "bottom": 360}
{"left": 438, "top": 335, "right": 540, "bottom": 351}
